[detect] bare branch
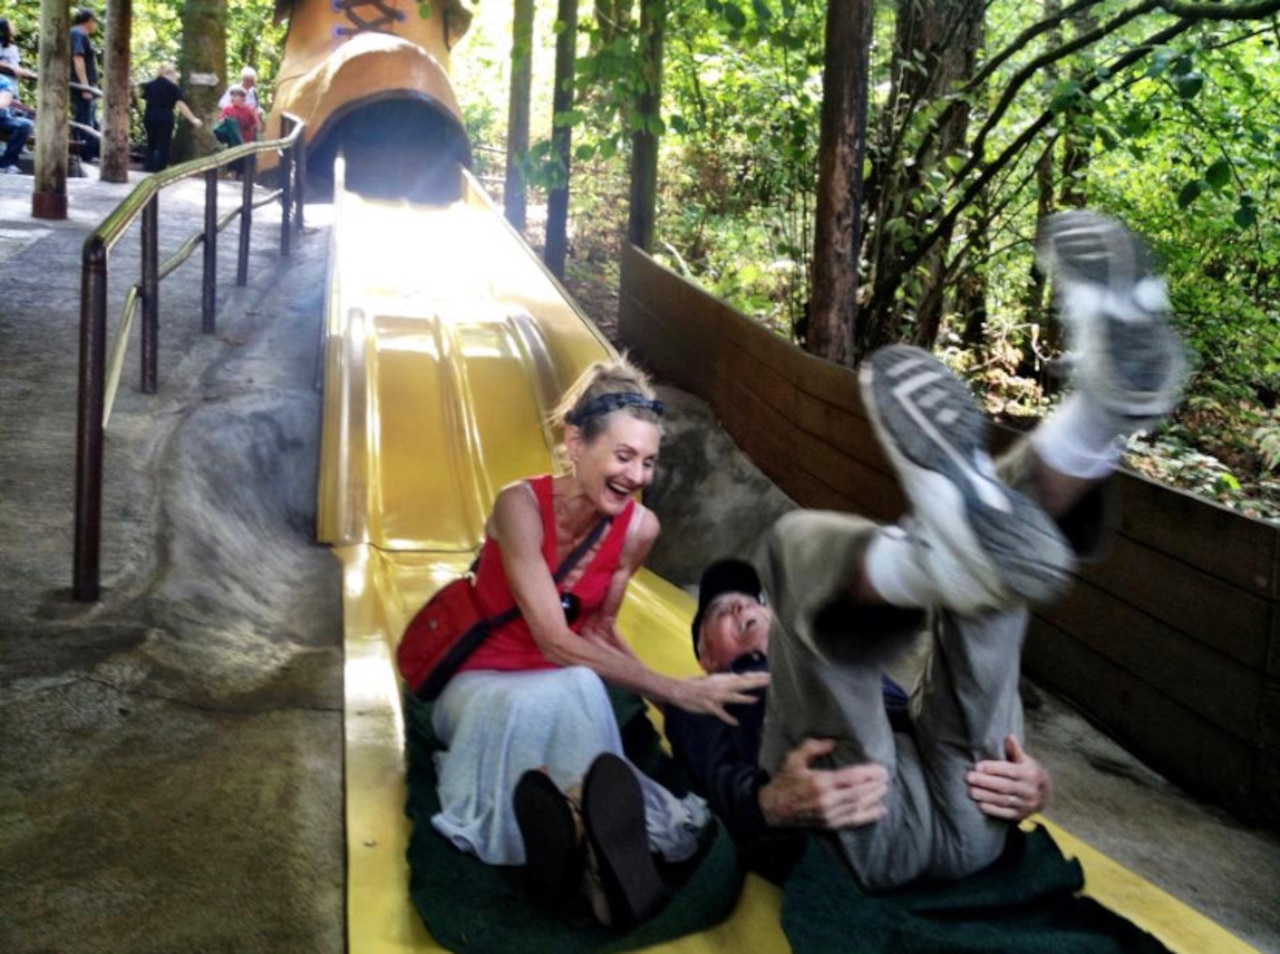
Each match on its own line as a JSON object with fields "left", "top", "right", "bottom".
{"left": 867, "top": 15, "right": 1200, "bottom": 318}
{"left": 1159, "top": 0, "right": 1280, "bottom": 20}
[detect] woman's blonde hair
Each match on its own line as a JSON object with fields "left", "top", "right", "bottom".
{"left": 550, "top": 356, "right": 663, "bottom": 447}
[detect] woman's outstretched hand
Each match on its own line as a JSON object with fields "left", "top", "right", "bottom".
{"left": 673, "top": 671, "right": 770, "bottom": 725}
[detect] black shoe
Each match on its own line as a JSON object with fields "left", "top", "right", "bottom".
{"left": 513, "top": 769, "right": 582, "bottom": 908}
{"left": 580, "top": 753, "right": 666, "bottom": 931}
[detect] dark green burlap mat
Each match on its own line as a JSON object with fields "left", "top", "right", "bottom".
{"left": 402, "top": 689, "right": 744, "bottom": 953}
{"left": 781, "top": 825, "right": 1172, "bottom": 954}
{"left": 404, "top": 688, "right": 1170, "bottom": 954}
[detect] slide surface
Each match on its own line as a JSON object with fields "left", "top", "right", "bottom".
{"left": 319, "top": 173, "right": 1256, "bottom": 954}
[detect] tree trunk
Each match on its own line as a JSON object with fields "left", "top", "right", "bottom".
{"left": 1060, "top": 3, "right": 1097, "bottom": 209}
{"left": 957, "top": 190, "right": 990, "bottom": 349}
{"left": 176, "top": 0, "right": 226, "bottom": 164}
{"left": 807, "top": 0, "right": 873, "bottom": 368}
{"left": 544, "top": 0, "right": 578, "bottom": 279}
{"left": 860, "top": 0, "right": 984, "bottom": 357}
{"left": 32, "top": 0, "right": 70, "bottom": 219}
{"left": 1025, "top": 0, "right": 1061, "bottom": 387}
{"left": 504, "top": 0, "right": 534, "bottom": 231}
{"left": 596, "top": 0, "right": 632, "bottom": 46}
{"left": 627, "top": 0, "right": 664, "bottom": 252}
{"left": 100, "top": 0, "right": 132, "bottom": 183}
{"left": 913, "top": 3, "right": 983, "bottom": 349}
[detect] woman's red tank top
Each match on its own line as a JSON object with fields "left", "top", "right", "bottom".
{"left": 458, "top": 475, "right": 635, "bottom": 673}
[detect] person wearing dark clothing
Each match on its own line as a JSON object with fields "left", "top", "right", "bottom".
{"left": 69, "top": 8, "right": 99, "bottom": 162}
{"left": 666, "top": 646, "right": 911, "bottom": 883}
{"left": 0, "top": 73, "right": 32, "bottom": 173}
{"left": 140, "top": 64, "right": 202, "bottom": 172}
{"left": 665, "top": 211, "right": 1187, "bottom": 892}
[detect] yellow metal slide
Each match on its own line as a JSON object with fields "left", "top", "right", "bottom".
{"left": 316, "top": 169, "right": 1255, "bottom": 953}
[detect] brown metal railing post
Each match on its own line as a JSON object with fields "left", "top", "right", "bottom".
{"left": 203, "top": 168, "right": 218, "bottom": 333}
{"left": 295, "top": 132, "right": 306, "bottom": 231}
{"left": 141, "top": 195, "right": 160, "bottom": 393}
{"left": 237, "top": 153, "right": 255, "bottom": 286}
{"left": 280, "top": 121, "right": 294, "bottom": 258}
{"left": 74, "top": 241, "right": 108, "bottom": 601}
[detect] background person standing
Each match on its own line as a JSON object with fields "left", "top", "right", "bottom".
{"left": 140, "top": 63, "right": 202, "bottom": 172}
{"left": 218, "top": 66, "right": 263, "bottom": 134}
{"left": 69, "top": 7, "right": 99, "bottom": 162}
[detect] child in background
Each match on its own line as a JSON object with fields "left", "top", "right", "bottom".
{"left": 219, "top": 85, "right": 258, "bottom": 144}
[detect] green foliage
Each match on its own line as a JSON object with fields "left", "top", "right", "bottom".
{"left": 450, "top": 0, "right": 1280, "bottom": 519}
{"left": 2, "top": 0, "right": 284, "bottom": 109}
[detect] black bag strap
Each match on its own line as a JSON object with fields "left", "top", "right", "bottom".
{"left": 483, "top": 514, "right": 613, "bottom": 631}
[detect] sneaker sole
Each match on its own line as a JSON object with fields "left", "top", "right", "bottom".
{"left": 861, "top": 345, "right": 1073, "bottom": 608}
{"left": 1037, "top": 210, "right": 1187, "bottom": 428}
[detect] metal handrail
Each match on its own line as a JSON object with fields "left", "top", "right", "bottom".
{"left": 73, "top": 113, "right": 308, "bottom": 601}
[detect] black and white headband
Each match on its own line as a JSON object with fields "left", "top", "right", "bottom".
{"left": 566, "top": 392, "right": 665, "bottom": 427}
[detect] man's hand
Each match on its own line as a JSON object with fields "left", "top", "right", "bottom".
{"left": 759, "top": 738, "right": 888, "bottom": 830}
{"left": 966, "top": 735, "right": 1051, "bottom": 821}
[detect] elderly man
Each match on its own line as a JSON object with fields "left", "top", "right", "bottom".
{"left": 219, "top": 66, "right": 263, "bottom": 120}
{"left": 666, "top": 210, "right": 1186, "bottom": 890}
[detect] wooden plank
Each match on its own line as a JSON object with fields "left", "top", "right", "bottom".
{"left": 1270, "top": 542, "right": 1280, "bottom": 678}
{"left": 1260, "top": 678, "right": 1280, "bottom": 751}
{"left": 1040, "top": 579, "right": 1260, "bottom": 737}
{"left": 716, "top": 382, "right": 800, "bottom": 490}
{"left": 1075, "top": 533, "right": 1271, "bottom": 670}
{"left": 1253, "top": 747, "right": 1280, "bottom": 824}
{"left": 793, "top": 389, "right": 886, "bottom": 471}
{"left": 783, "top": 467, "right": 889, "bottom": 517}
{"left": 792, "top": 355, "right": 867, "bottom": 416}
{"left": 622, "top": 310, "right": 700, "bottom": 396}
{"left": 714, "top": 371, "right": 902, "bottom": 516}
{"left": 1024, "top": 618, "right": 1255, "bottom": 816}
{"left": 718, "top": 337, "right": 798, "bottom": 423}
{"left": 713, "top": 295, "right": 811, "bottom": 382}
{"left": 712, "top": 298, "right": 870, "bottom": 415}
{"left": 621, "top": 293, "right": 714, "bottom": 399}
{"left": 1115, "top": 472, "right": 1276, "bottom": 597}
{"left": 1271, "top": 603, "right": 1280, "bottom": 679}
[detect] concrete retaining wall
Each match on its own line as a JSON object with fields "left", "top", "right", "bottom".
{"left": 619, "top": 243, "right": 1280, "bottom": 827}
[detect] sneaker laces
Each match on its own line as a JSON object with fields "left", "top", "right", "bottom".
{"left": 331, "top": 0, "right": 406, "bottom": 36}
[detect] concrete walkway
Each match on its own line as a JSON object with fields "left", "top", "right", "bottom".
{"left": 1, "top": 174, "right": 343, "bottom": 954}
{"left": 1, "top": 173, "right": 1278, "bottom": 953}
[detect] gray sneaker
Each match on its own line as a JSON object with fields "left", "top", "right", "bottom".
{"left": 860, "top": 345, "right": 1074, "bottom": 613}
{"left": 1037, "top": 210, "right": 1187, "bottom": 433}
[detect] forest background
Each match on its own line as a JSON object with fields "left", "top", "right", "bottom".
{"left": 4, "top": 0, "right": 1277, "bottom": 521}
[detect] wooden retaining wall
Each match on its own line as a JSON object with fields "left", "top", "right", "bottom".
{"left": 619, "top": 244, "right": 1280, "bottom": 827}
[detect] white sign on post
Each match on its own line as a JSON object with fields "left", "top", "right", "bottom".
{"left": 188, "top": 72, "right": 220, "bottom": 87}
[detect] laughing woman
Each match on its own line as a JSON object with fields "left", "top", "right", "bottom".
{"left": 427, "top": 358, "right": 768, "bottom": 927}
